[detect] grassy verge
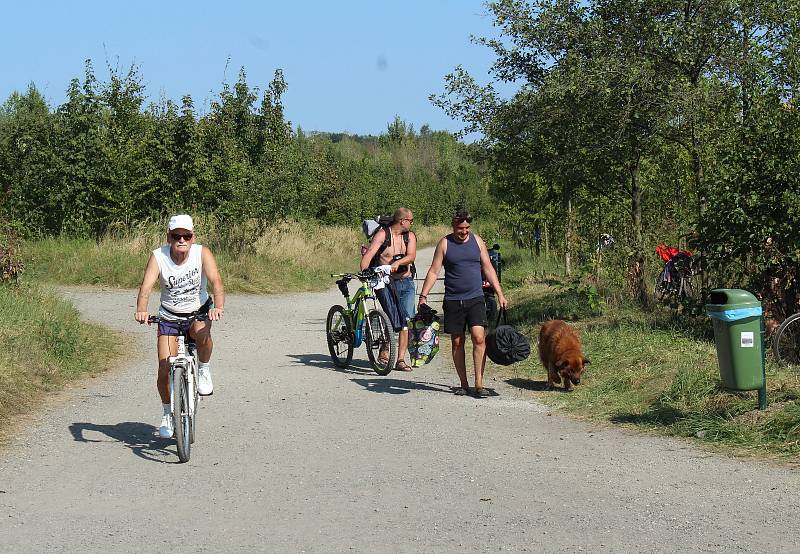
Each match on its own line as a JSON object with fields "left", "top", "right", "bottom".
{"left": 491, "top": 243, "right": 800, "bottom": 463}
{"left": 0, "top": 284, "right": 122, "bottom": 443}
{"left": 20, "top": 220, "right": 449, "bottom": 293}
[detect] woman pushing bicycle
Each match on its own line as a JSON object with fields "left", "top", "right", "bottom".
{"left": 134, "top": 214, "right": 225, "bottom": 438}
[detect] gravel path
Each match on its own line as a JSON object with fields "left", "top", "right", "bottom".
{"left": 2, "top": 248, "right": 800, "bottom": 553}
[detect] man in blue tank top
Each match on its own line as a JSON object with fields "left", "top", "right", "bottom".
{"left": 417, "top": 209, "right": 508, "bottom": 397}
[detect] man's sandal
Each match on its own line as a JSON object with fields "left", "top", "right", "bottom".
{"left": 395, "top": 361, "right": 413, "bottom": 372}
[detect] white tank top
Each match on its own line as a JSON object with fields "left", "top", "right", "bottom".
{"left": 153, "top": 244, "right": 209, "bottom": 317}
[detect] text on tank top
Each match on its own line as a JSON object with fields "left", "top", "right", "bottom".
{"left": 153, "top": 244, "right": 209, "bottom": 314}
{"left": 443, "top": 233, "right": 484, "bottom": 301}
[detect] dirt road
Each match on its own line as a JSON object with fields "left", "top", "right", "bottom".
{"left": 2, "top": 248, "right": 800, "bottom": 552}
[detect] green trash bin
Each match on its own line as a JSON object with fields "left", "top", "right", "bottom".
{"left": 705, "top": 289, "right": 764, "bottom": 391}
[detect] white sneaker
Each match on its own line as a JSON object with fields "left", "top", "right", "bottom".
{"left": 198, "top": 366, "right": 214, "bottom": 396}
{"left": 159, "top": 414, "right": 174, "bottom": 438}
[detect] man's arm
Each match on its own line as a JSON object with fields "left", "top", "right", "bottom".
{"left": 135, "top": 254, "right": 160, "bottom": 323}
{"left": 201, "top": 247, "right": 225, "bottom": 321}
{"left": 360, "top": 228, "right": 386, "bottom": 270}
{"left": 418, "top": 237, "right": 446, "bottom": 306}
{"left": 476, "top": 234, "right": 508, "bottom": 309}
{"left": 390, "top": 232, "right": 417, "bottom": 273}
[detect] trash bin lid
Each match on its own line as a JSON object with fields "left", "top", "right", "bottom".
{"left": 705, "top": 288, "right": 761, "bottom": 311}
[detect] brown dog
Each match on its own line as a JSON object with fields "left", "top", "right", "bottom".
{"left": 538, "top": 320, "right": 590, "bottom": 391}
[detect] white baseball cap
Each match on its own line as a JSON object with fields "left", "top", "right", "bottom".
{"left": 168, "top": 214, "right": 194, "bottom": 231}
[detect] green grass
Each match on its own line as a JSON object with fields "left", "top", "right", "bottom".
{"left": 19, "top": 219, "right": 450, "bottom": 293}
{"left": 0, "top": 284, "right": 123, "bottom": 443}
{"left": 494, "top": 245, "right": 800, "bottom": 463}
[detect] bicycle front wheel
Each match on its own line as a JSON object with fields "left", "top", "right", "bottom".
{"left": 773, "top": 313, "right": 800, "bottom": 368}
{"left": 326, "top": 305, "right": 354, "bottom": 368}
{"left": 365, "top": 308, "right": 397, "bottom": 376}
{"left": 189, "top": 362, "right": 198, "bottom": 445}
{"left": 172, "top": 365, "right": 192, "bottom": 462}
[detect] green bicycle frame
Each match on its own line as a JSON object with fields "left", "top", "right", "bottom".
{"left": 341, "top": 278, "right": 374, "bottom": 348}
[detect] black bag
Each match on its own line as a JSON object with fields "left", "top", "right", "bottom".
{"left": 486, "top": 308, "right": 530, "bottom": 365}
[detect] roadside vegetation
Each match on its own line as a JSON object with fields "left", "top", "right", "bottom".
{"left": 20, "top": 219, "right": 449, "bottom": 293}
{"left": 0, "top": 284, "right": 121, "bottom": 443}
{"left": 492, "top": 244, "right": 800, "bottom": 463}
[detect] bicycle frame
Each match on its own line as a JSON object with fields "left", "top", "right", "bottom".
{"left": 336, "top": 276, "right": 380, "bottom": 348}
{"left": 169, "top": 332, "right": 197, "bottom": 418}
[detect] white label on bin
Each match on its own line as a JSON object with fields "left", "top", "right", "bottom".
{"left": 741, "top": 332, "right": 755, "bottom": 348}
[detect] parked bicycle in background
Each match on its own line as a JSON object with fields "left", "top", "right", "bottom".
{"left": 772, "top": 272, "right": 800, "bottom": 368}
{"left": 654, "top": 242, "right": 697, "bottom": 306}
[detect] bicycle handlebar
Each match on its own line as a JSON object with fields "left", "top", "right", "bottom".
{"left": 147, "top": 313, "right": 209, "bottom": 325}
{"left": 330, "top": 268, "right": 379, "bottom": 282}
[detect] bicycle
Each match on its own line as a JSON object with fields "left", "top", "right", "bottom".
{"left": 148, "top": 313, "right": 206, "bottom": 462}
{"left": 773, "top": 312, "right": 800, "bottom": 366}
{"left": 654, "top": 249, "right": 696, "bottom": 305}
{"left": 326, "top": 268, "right": 398, "bottom": 375}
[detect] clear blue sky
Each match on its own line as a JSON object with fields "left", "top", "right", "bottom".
{"left": 1, "top": 1, "right": 513, "bottom": 138}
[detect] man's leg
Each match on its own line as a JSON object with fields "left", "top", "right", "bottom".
{"left": 156, "top": 335, "right": 177, "bottom": 403}
{"left": 398, "top": 327, "right": 409, "bottom": 366}
{"left": 191, "top": 320, "right": 214, "bottom": 395}
{"left": 469, "top": 325, "right": 487, "bottom": 390}
{"left": 191, "top": 320, "right": 213, "bottom": 363}
{"left": 451, "top": 333, "right": 469, "bottom": 389}
{"left": 156, "top": 334, "right": 177, "bottom": 437}
{"left": 393, "top": 278, "right": 415, "bottom": 367}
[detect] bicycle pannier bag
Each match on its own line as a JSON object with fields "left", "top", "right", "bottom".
{"left": 486, "top": 309, "right": 530, "bottom": 366}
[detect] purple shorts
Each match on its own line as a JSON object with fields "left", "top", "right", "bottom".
{"left": 157, "top": 320, "right": 191, "bottom": 337}
{"left": 156, "top": 299, "right": 212, "bottom": 336}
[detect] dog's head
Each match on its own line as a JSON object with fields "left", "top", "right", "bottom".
{"left": 555, "top": 353, "right": 590, "bottom": 386}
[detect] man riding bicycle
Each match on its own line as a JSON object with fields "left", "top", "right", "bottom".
{"left": 134, "top": 214, "right": 225, "bottom": 438}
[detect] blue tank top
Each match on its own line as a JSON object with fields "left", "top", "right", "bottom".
{"left": 443, "top": 233, "right": 484, "bottom": 301}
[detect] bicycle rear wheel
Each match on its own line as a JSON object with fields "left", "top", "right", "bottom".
{"left": 773, "top": 313, "right": 800, "bottom": 368}
{"left": 326, "top": 305, "right": 354, "bottom": 368}
{"left": 365, "top": 308, "right": 397, "bottom": 376}
{"left": 172, "top": 365, "right": 192, "bottom": 462}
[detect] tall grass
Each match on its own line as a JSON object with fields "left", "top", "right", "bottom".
{"left": 20, "top": 219, "right": 450, "bottom": 293}
{"left": 495, "top": 243, "right": 800, "bottom": 462}
{"left": 0, "top": 285, "right": 122, "bottom": 443}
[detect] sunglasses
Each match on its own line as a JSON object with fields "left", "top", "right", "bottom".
{"left": 454, "top": 217, "right": 473, "bottom": 224}
{"left": 403, "top": 218, "right": 414, "bottom": 223}
{"left": 170, "top": 232, "right": 194, "bottom": 241}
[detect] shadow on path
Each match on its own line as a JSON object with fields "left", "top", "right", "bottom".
{"left": 351, "top": 377, "right": 453, "bottom": 395}
{"left": 286, "top": 352, "right": 374, "bottom": 375}
{"left": 69, "top": 421, "right": 178, "bottom": 464}
{"left": 506, "top": 377, "right": 553, "bottom": 392}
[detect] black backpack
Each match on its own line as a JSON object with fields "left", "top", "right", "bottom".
{"left": 486, "top": 309, "right": 531, "bottom": 366}
{"left": 361, "top": 216, "right": 415, "bottom": 275}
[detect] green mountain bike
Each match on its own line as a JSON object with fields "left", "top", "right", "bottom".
{"left": 326, "top": 268, "right": 397, "bottom": 375}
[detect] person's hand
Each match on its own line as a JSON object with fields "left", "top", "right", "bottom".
{"left": 417, "top": 294, "right": 428, "bottom": 308}
{"left": 134, "top": 311, "right": 149, "bottom": 324}
{"left": 208, "top": 307, "right": 224, "bottom": 321}
{"left": 498, "top": 294, "right": 509, "bottom": 310}
{"left": 390, "top": 261, "right": 401, "bottom": 273}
